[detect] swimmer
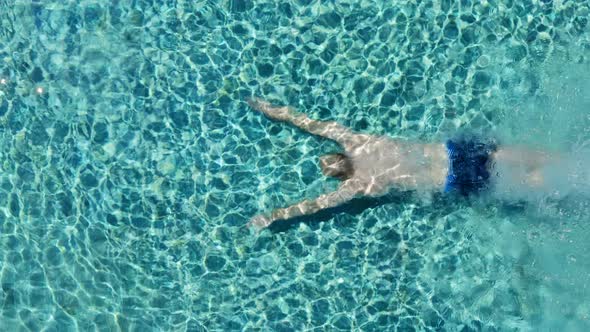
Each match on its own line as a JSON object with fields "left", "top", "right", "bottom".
{"left": 246, "top": 97, "right": 563, "bottom": 230}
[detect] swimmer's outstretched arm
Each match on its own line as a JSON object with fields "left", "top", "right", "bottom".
{"left": 246, "top": 97, "right": 357, "bottom": 148}
{"left": 248, "top": 180, "right": 362, "bottom": 230}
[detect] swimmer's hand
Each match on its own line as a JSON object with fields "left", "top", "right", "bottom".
{"left": 247, "top": 214, "right": 273, "bottom": 231}
{"left": 246, "top": 97, "right": 298, "bottom": 122}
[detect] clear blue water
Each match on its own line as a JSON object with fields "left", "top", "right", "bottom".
{"left": 1, "top": 0, "right": 590, "bottom": 331}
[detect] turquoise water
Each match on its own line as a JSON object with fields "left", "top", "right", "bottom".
{"left": 1, "top": 0, "right": 590, "bottom": 330}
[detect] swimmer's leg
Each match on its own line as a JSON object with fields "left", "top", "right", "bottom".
{"left": 490, "top": 142, "right": 590, "bottom": 201}
{"left": 491, "top": 147, "right": 552, "bottom": 188}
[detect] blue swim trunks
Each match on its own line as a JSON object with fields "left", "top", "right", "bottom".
{"left": 444, "top": 139, "right": 497, "bottom": 196}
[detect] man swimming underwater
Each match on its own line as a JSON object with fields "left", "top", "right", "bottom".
{"left": 246, "top": 97, "right": 558, "bottom": 230}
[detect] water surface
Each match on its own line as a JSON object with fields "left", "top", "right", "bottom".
{"left": 0, "top": 0, "right": 589, "bottom": 330}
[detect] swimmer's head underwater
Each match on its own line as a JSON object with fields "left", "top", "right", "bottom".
{"left": 319, "top": 153, "right": 354, "bottom": 181}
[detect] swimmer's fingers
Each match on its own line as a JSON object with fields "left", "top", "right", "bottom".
{"left": 246, "top": 214, "right": 273, "bottom": 233}
{"left": 246, "top": 97, "right": 269, "bottom": 112}
{"left": 246, "top": 97, "right": 294, "bottom": 121}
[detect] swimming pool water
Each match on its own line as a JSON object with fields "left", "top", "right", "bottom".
{"left": 1, "top": 0, "right": 589, "bottom": 330}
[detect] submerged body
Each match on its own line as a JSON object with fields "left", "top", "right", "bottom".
{"left": 246, "top": 98, "right": 561, "bottom": 230}
{"left": 344, "top": 137, "right": 449, "bottom": 194}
